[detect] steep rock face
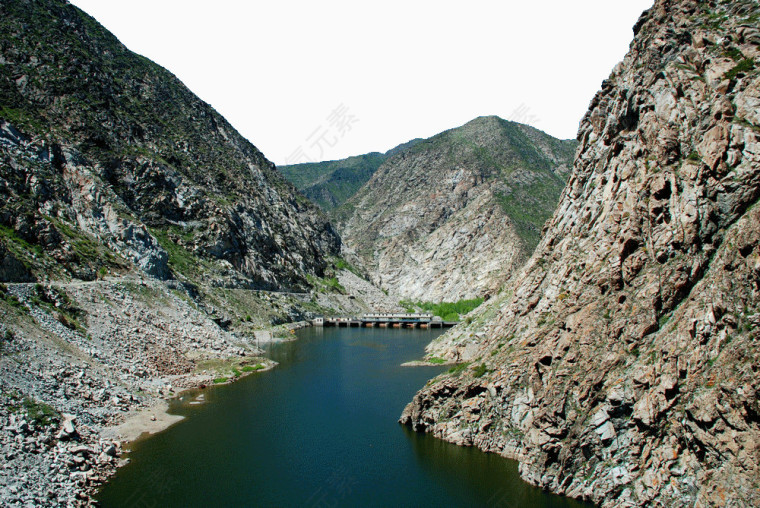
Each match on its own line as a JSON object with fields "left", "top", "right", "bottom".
{"left": 337, "top": 116, "right": 576, "bottom": 301}
{"left": 0, "top": 0, "right": 340, "bottom": 290}
{"left": 402, "top": 1, "right": 760, "bottom": 506}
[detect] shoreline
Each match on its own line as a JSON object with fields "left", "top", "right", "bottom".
{"left": 102, "top": 357, "right": 281, "bottom": 445}
{"left": 79, "top": 358, "right": 282, "bottom": 502}
{"left": 100, "top": 399, "right": 185, "bottom": 444}
{"left": 400, "top": 360, "right": 455, "bottom": 367}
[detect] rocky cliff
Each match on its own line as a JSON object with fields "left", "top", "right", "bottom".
{"left": 401, "top": 1, "right": 760, "bottom": 506}
{"left": 336, "top": 116, "right": 576, "bottom": 302}
{"left": 0, "top": 0, "right": 340, "bottom": 292}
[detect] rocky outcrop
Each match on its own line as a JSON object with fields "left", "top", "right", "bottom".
{"left": 0, "top": 0, "right": 340, "bottom": 291}
{"left": 337, "top": 116, "right": 576, "bottom": 302}
{"left": 402, "top": 1, "right": 760, "bottom": 506}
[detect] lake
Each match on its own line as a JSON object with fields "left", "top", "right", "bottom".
{"left": 97, "top": 326, "right": 590, "bottom": 507}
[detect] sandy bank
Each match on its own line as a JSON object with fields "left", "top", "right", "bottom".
{"left": 101, "top": 400, "right": 184, "bottom": 443}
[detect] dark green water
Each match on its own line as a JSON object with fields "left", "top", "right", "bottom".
{"left": 97, "top": 327, "right": 590, "bottom": 507}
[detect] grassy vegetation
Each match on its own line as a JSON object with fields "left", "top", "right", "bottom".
{"left": 686, "top": 151, "right": 702, "bottom": 162}
{"left": 279, "top": 152, "right": 388, "bottom": 210}
{"left": 473, "top": 363, "right": 492, "bottom": 378}
{"left": 428, "top": 357, "right": 447, "bottom": 364}
{"left": 149, "top": 227, "right": 204, "bottom": 277}
{"left": 536, "top": 311, "right": 556, "bottom": 328}
{"left": 5, "top": 392, "right": 60, "bottom": 427}
{"left": 1, "top": 214, "right": 124, "bottom": 281}
{"left": 324, "top": 277, "right": 345, "bottom": 293}
{"left": 0, "top": 284, "right": 24, "bottom": 310}
{"left": 306, "top": 273, "right": 346, "bottom": 294}
{"left": 0, "top": 105, "right": 48, "bottom": 135}
{"left": 725, "top": 59, "right": 756, "bottom": 80}
{"left": 53, "top": 218, "right": 126, "bottom": 271}
{"left": 494, "top": 176, "right": 564, "bottom": 251}
{"left": 447, "top": 362, "right": 471, "bottom": 376}
{"left": 198, "top": 357, "right": 269, "bottom": 383}
{"left": 333, "top": 257, "right": 362, "bottom": 277}
{"left": 0, "top": 330, "right": 10, "bottom": 355}
{"left": 22, "top": 397, "right": 59, "bottom": 426}
{"left": 30, "top": 284, "right": 86, "bottom": 333}
{"left": 0, "top": 224, "right": 43, "bottom": 259}
{"left": 723, "top": 47, "right": 745, "bottom": 62}
{"left": 399, "top": 298, "right": 484, "bottom": 322}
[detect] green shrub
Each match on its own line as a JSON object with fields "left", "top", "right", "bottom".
{"left": 0, "top": 284, "right": 23, "bottom": 309}
{"left": 473, "top": 363, "right": 490, "bottom": 378}
{"left": 150, "top": 228, "right": 198, "bottom": 275}
{"left": 324, "top": 277, "right": 346, "bottom": 293}
{"left": 22, "top": 397, "right": 59, "bottom": 426}
{"left": 725, "top": 59, "right": 755, "bottom": 80}
{"left": 448, "top": 362, "right": 471, "bottom": 376}
{"left": 686, "top": 151, "right": 701, "bottom": 162}
{"left": 334, "top": 257, "right": 361, "bottom": 276}
{"left": 399, "top": 298, "right": 484, "bottom": 322}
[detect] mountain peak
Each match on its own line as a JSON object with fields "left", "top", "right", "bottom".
{"left": 336, "top": 118, "right": 577, "bottom": 301}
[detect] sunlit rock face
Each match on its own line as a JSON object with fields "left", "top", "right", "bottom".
{"left": 401, "top": 1, "right": 760, "bottom": 506}
{"left": 338, "top": 115, "right": 576, "bottom": 302}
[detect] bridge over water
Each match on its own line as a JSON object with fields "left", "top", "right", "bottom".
{"left": 313, "top": 313, "right": 458, "bottom": 329}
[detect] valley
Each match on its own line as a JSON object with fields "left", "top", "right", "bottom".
{"left": 1, "top": 0, "right": 759, "bottom": 506}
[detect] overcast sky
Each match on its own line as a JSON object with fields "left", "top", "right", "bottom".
{"left": 68, "top": 0, "right": 653, "bottom": 166}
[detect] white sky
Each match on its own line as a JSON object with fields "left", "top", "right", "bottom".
{"left": 68, "top": 0, "right": 653, "bottom": 166}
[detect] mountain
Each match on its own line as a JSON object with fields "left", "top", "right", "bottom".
{"left": 0, "top": 0, "right": 351, "bottom": 503}
{"left": 335, "top": 116, "right": 577, "bottom": 301}
{"left": 401, "top": 1, "right": 760, "bottom": 506}
{"left": 0, "top": 0, "right": 340, "bottom": 292}
{"left": 280, "top": 152, "right": 387, "bottom": 210}
{"left": 278, "top": 138, "right": 421, "bottom": 210}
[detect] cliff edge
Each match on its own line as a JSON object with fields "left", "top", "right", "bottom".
{"left": 402, "top": 1, "right": 760, "bottom": 506}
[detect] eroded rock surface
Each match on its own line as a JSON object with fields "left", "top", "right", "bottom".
{"left": 338, "top": 116, "right": 576, "bottom": 302}
{"left": 0, "top": 0, "right": 340, "bottom": 291}
{"left": 402, "top": 1, "right": 760, "bottom": 506}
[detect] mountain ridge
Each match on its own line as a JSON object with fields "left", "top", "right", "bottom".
{"left": 335, "top": 115, "right": 577, "bottom": 301}
{"left": 0, "top": 0, "right": 342, "bottom": 292}
{"left": 278, "top": 138, "right": 423, "bottom": 210}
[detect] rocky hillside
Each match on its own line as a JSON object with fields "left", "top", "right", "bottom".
{"left": 0, "top": 0, "right": 340, "bottom": 292}
{"left": 336, "top": 116, "right": 576, "bottom": 301}
{"left": 279, "top": 139, "right": 420, "bottom": 210}
{"left": 0, "top": 0, "right": 353, "bottom": 504}
{"left": 401, "top": 1, "right": 760, "bottom": 506}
